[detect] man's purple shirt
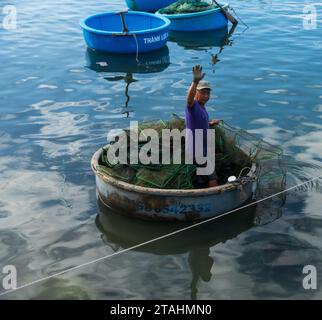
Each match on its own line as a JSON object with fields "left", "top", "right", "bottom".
{"left": 185, "top": 100, "right": 209, "bottom": 160}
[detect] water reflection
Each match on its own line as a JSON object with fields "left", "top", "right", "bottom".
{"left": 85, "top": 46, "right": 170, "bottom": 74}
{"left": 188, "top": 246, "right": 213, "bottom": 300}
{"left": 95, "top": 195, "right": 286, "bottom": 299}
{"left": 169, "top": 27, "right": 229, "bottom": 50}
{"left": 86, "top": 46, "right": 170, "bottom": 116}
{"left": 169, "top": 25, "right": 237, "bottom": 75}
{"left": 104, "top": 73, "right": 137, "bottom": 117}
{"left": 31, "top": 279, "right": 92, "bottom": 300}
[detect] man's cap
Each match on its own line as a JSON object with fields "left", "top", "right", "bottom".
{"left": 197, "top": 80, "right": 211, "bottom": 91}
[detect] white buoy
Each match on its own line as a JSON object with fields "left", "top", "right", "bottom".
{"left": 228, "top": 176, "right": 237, "bottom": 183}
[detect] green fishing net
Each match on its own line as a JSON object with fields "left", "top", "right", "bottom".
{"left": 97, "top": 116, "right": 284, "bottom": 189}
{"left": 215, "top": 121, "right": 286, "bottom": 223}
{"left": 98, "top": 116, "right": 195, "bottom": 189}
{"left": 159, "top": 0, "right": 218, "bottom": 14}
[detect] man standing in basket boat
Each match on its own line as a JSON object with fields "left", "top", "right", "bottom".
{"left": 186, "top": 65, "right": 219, "bottom": 188}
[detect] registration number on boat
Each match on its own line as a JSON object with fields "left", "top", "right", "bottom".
{"left": 143, "top": 32, "right": 168, "bottom": 44}
{"left": 138, "top": 202, "right": 212, "bottom": 215}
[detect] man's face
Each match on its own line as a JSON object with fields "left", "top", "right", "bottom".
{"left": 196, "top": 88, "right": 211, "bottom": 105}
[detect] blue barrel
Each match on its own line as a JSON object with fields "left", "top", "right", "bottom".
{"left": 157, "top": 4, "right": 229, "bottom": 31}
{"left": 125, "top": 0, "right": 177, "bottom": 12}
{"left": 80, "top": 11, "right": 170, "bottom": 54}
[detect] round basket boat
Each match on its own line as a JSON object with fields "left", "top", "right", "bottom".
{"left": 91, "top": 147, "right": 258, "bottom": 222}
{"left": 80, "top": 11, "right": 170, "bottom": 54}
{"left": 156, "top": 3, "right": 229, "bottom": 32}
{"left": 125, "top": 0, "right": 177, "bottom": 12}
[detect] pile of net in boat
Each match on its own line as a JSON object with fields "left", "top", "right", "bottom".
{"left": 97, "top": 116, "right": 283, "bottom": 190}
{"left": 159, "top": 0, "right": 218, "bottom": 14}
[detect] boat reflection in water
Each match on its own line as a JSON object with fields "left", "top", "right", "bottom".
{"left": 86, "top": 46, "right": 170, "bottom": 116}
{"left": 169, "top": 24, "right": 237, "bottom": 72}
{"left": 169, "top": 27, "right": 229, "bottom": 50}
{"left": 96, "top": 191, "right": 285, "bottom": 299}
{"left": 85, "top": 45, "right": 170, "bottom": 74}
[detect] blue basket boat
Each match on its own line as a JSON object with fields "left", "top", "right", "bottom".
{"left": 156, "top": 3, "right": 229, "bottom": 31}
{"left": 125, "top": 0, "right": 177, "bottom": 12}
{"left": 80, "top": 11, "right": 170, "bottom": 54}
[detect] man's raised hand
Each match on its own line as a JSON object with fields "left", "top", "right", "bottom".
{"left": 192, "top": 65, "right": 205, "bottom": 84}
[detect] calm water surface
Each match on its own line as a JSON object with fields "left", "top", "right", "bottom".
{"left": 1, "top": 0, "right": 322, "bottom": 299}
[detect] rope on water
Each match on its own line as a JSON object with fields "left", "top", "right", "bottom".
{"left": 230, "top": 6, "right": 249, "bottom": 28}
{"left": 132, "top": 33, "right": 140, "bottom": 64}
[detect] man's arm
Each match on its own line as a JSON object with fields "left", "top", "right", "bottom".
{"left": 186, "top": 82, "right": 198, "bottom": 108}
{"left": 186, "top": 65, "right": 205, "bottom": 108}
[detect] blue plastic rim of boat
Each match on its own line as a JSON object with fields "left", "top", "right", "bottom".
{"left": 156, "top": 3, "right": 229, "bottom": 32}
{"left": 80, "top": 11, "right": 171, "bottom": 54}
{"left": 125, "top": 0, "right": 177, "bottom": 12}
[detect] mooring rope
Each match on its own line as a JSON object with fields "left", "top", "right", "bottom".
{"left": 132, "top": 33, "right": 140, "bottom": 64}
{"left": 118, "top": 11, "right": 140, "bottom": 64}
{"left": 230, "top": 6, "right": 249, "bottom": 28}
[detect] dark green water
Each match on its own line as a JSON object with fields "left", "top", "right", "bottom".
{"left": 0, "top": 0, "right": 322, "bottom": 299}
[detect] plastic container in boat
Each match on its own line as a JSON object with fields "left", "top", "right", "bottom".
{"left": 80, "top": 11, "right": 170, "bottom": 54}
